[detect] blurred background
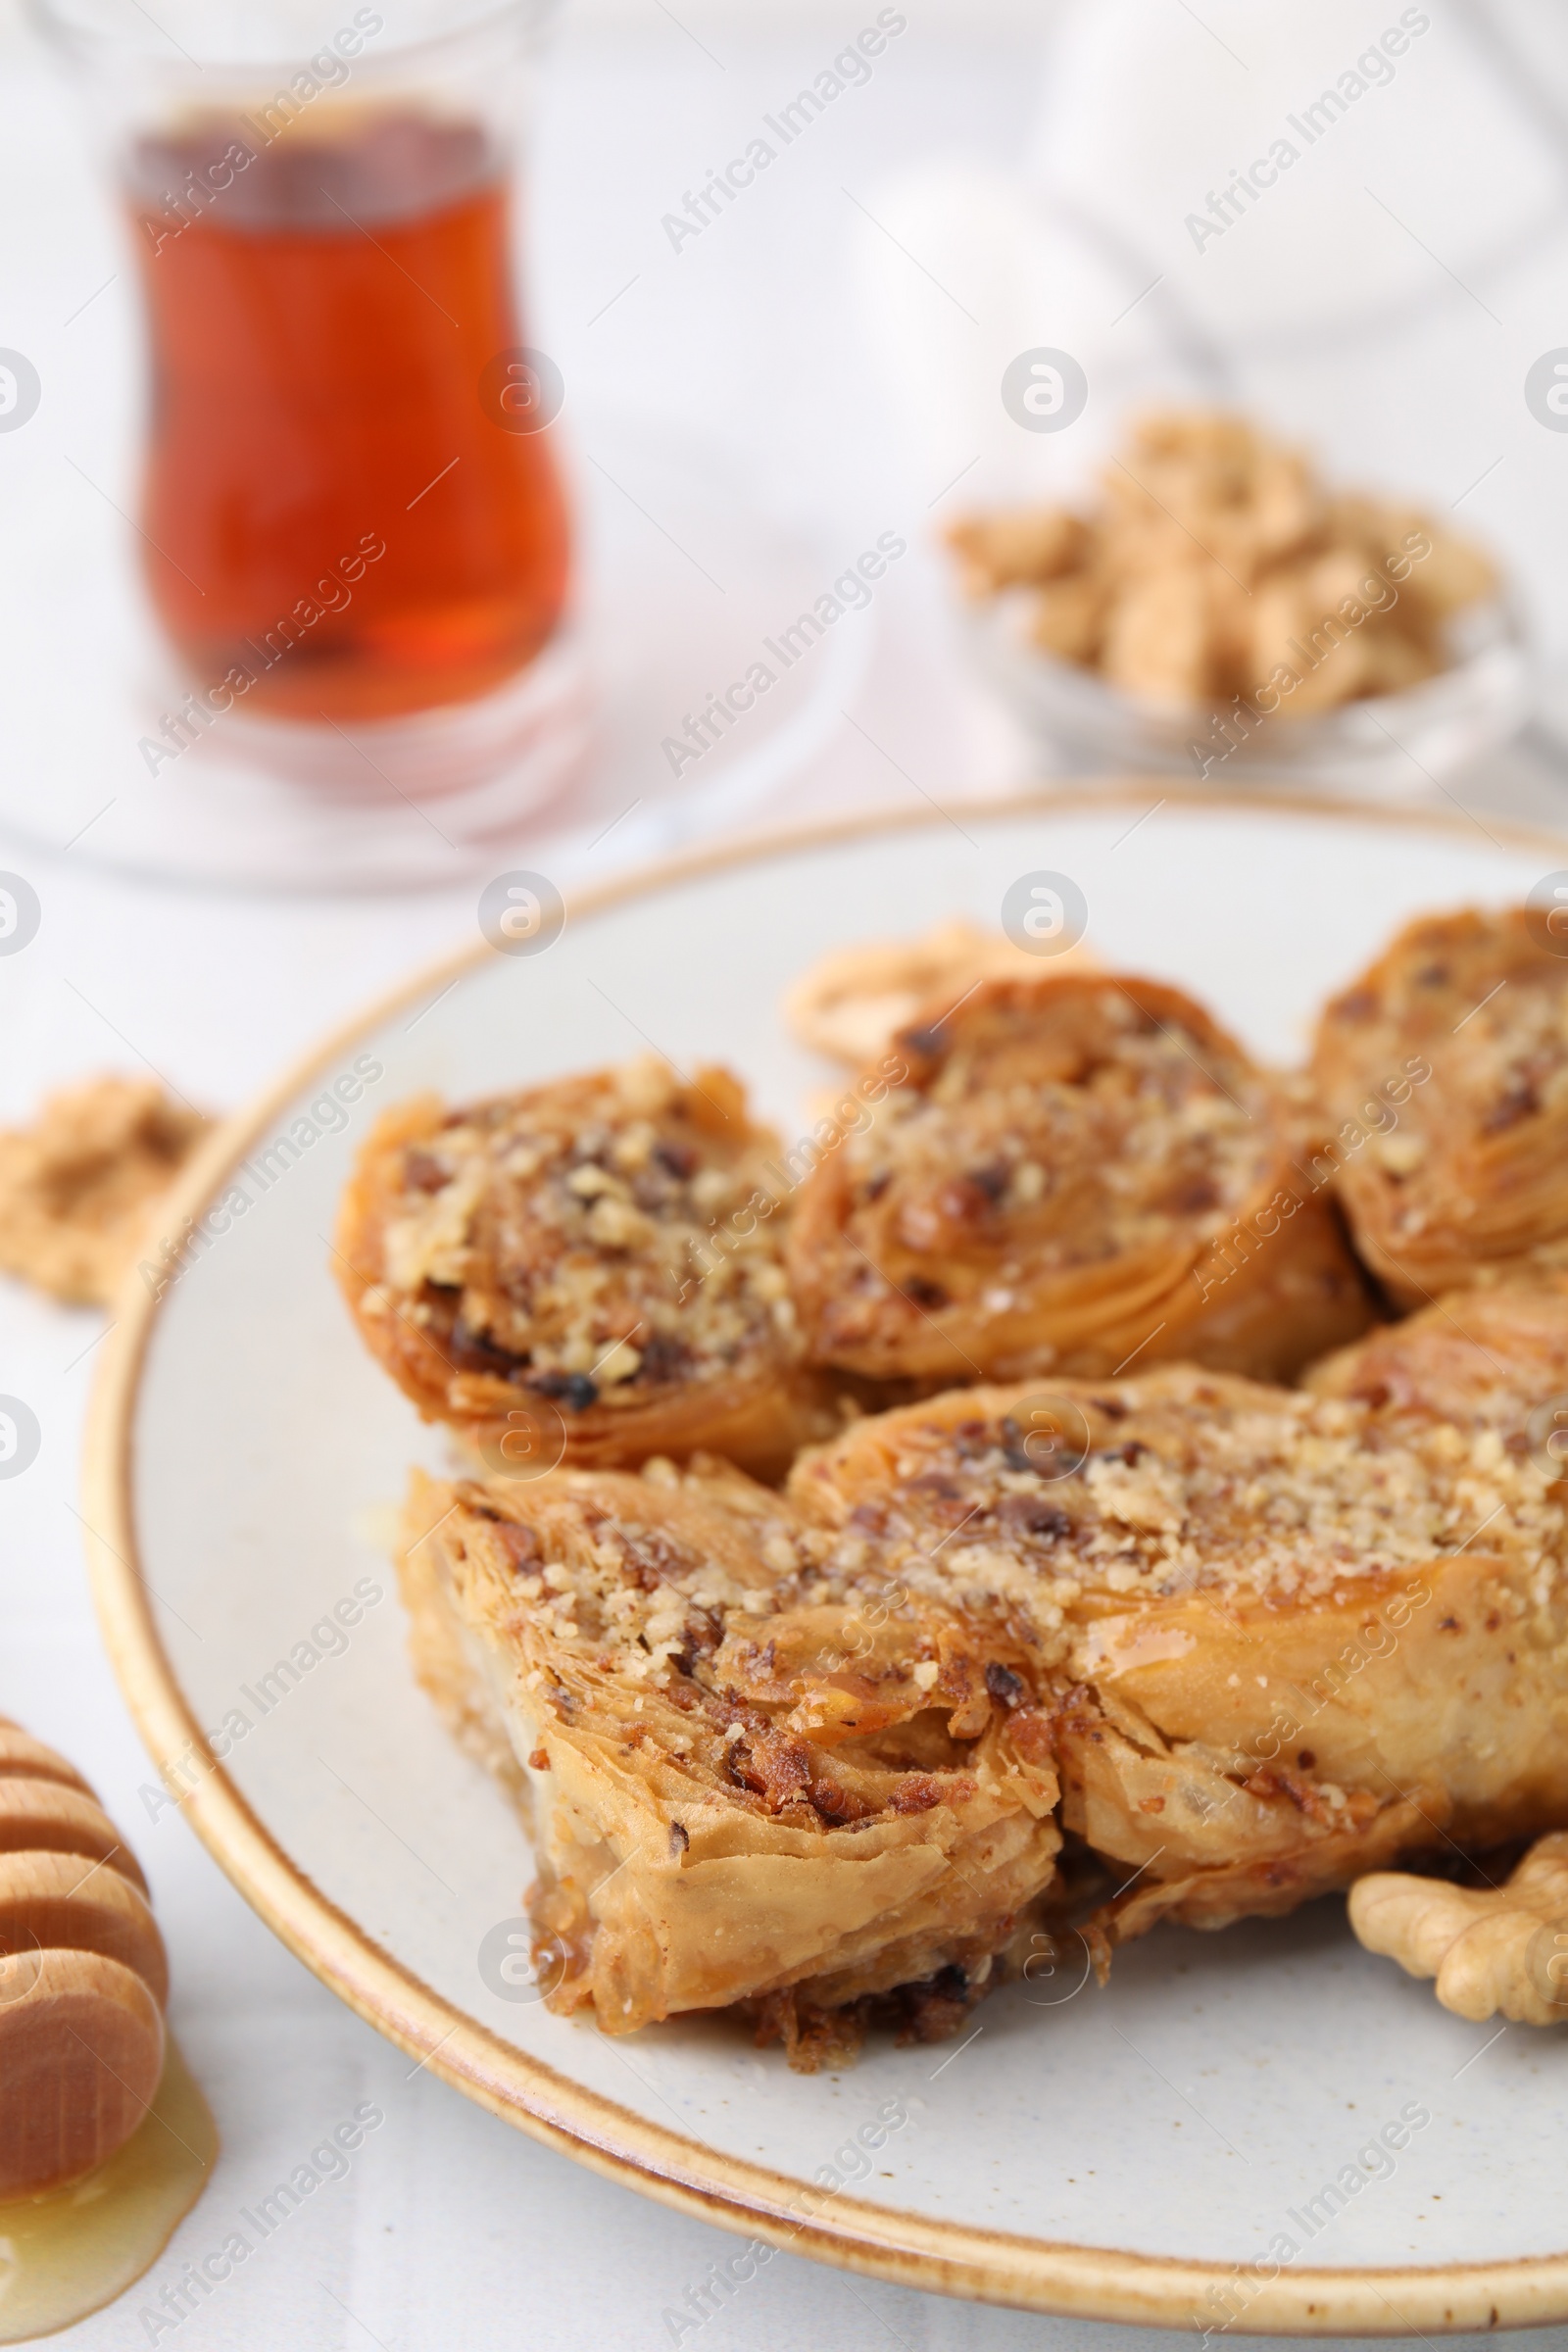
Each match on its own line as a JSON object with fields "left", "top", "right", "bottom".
{"left": 8, "top": 0, "right": 1568, "bottom": 906}
{"left": 5, "top": 1, "right": 1568, "bottom": 2342}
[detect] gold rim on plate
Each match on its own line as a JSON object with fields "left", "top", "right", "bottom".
{"left": 82, "top": 785, "right": 1568, "bottom": 2333}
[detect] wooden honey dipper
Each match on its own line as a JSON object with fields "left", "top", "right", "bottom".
{"left": 0, "top": 1717, "right": 169, "bottom": 2202}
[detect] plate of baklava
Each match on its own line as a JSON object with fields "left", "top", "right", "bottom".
{"left": 88, "top": 789, "right": 1568, "bottom": 2330}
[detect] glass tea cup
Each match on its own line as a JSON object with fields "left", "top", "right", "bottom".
{"left": 31, "top": 0, "right": 572, "bottom": 749}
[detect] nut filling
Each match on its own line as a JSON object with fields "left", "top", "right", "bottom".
{"left": 790, "top": 1367, "right": 1567, "bottom": 1621}
{"left": 393, "top": 1065, "right": 792, "bottom": 1397}
{"left": 1314, "top": 906, "right": 1568, "bottom": 1301}
{"left": 400, "top": 1457, "right": 1061, "bottom": 2053}
{"left": 396, "top": 1294, "right": 1568, "bottom": 2058}
{"left": 336, "top": 1057, "right": 837, "bottom": 1476}
{"left": 786, "top": 971, "right": 1369, "bottom": 1384}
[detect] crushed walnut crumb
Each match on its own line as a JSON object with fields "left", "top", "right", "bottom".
{"left": 801, "top": 981, "right": 1275, "bottom": 1364}
{"left": 789, "top": 1368, "right": 1568, "bottom": 1624}
{"left": 377, "top": 1057, "right": 802, "bottom": 1406}
{"left": 1316, "top": 909, "right": 1568, "bottom": 1262}
{"left": 0, "top": 1074, "right": 210, "bottom": 1305}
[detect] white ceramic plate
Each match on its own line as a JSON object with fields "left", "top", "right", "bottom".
{"left": 87, "top": 789, "right": 1568, "bottom": 2334}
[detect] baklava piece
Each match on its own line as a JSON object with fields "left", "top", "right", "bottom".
{"left": 335, "top": 1059, "right": 837, "bottom": 1479}
{"left": 399, "top": 1327, "right": 1568, "bottom": 2056}
{"left": 788, "top": 1371, "right": 1568, "bottom": 1947}
{"left": 786, "top": 971, "right": 1370, "bottom": 1387}
{"left": 398, "top": 1460, "right": 1061, "bottom": 2051}
{"left": 1304, "top": 1269, "right": 1568, "bottom": 1434}
{"left": 1312, "top": 906, "right": 1568, "bottom": 1304}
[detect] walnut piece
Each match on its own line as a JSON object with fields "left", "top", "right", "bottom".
{"left": 948, "top": 407, "right": 1497, "bottom": 717}
{"left": 782, "top": 919, "right": 1098, "bottom": 1067}
{"left": 1349, "top": 1834, "right": 1568, "bottom": 2025}
{"left": 0, "top": 1075, "right": 210, "bottom": 1305}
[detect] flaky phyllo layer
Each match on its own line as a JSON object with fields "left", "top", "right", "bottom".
{"left": 335, "top": 994, "right": 1372, "bottom": 1501}
{"left": 338, "top": 922, "right": 1568, "bottom": 2063}
{"left": 1313, "top": 906, "right": 1568, "bottom": 1302}
{"left": 787, "top": 971, "right": 1371, "bottom": 1385}
{"left": 399, "top": 1458, "right": 1062, "bottom": 2056}
{"left": 335, "top": 1058, "right": 838, "bottom": 1478}
{"left": 399, "top": 1289, "right": 1568, "bottom": 2053}
{"left": 1306, "top": 1268, "right": 1568, "bottom": 1432}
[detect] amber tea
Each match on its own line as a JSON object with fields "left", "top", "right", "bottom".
{"left": 130, "top": 108, "right": 569, "bottom": 724}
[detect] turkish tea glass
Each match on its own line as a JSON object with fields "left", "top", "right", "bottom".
{"left": 32, "top": 0, "right": 577, "bottom": 823}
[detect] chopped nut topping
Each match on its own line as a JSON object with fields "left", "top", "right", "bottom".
{"left": 370, "top": 1056, "right": 802, "bottom": 1404}
{"left": 788, "top": 971, "right": 1289, "bottom": 1382}
{"left": 788, "top": 1366, "right": 1566, "bottom": 1619}
{"left": 1313, "top": 907, "right": 1568, "bottom": 1301}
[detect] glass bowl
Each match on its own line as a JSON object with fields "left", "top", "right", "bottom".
{"left": 961, "top": 587, "right": 1530, "bottom": 798}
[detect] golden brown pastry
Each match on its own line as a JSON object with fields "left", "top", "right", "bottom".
{"left": 788, "top": 1368, "right": 1568, "bottom": 1948}
{"left": 335, "top": 1058, "right": 837, "bottom": 1480}
{"left": 786, "top": 970, "right": 1371, "bottom": 1386}
{"left": 1311, "top": 906, "right": 1568, "bottom": 1305}
{"left": 395, "top": 1285, "right": 1568, "bottom": 2058}
{"left": 398, "top": 1460, "right": 1060, "bottom": 2060}
{"left": 1304, "top": 1268, "right": 1568, "bottom": 1434}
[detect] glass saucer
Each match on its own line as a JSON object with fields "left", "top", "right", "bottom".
{"left": 0, "top": 419, "right": 872, "bottom": 892}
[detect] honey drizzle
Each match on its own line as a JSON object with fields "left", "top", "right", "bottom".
{"left": 0, "top": 2039, "right": 217, "bottom": 2342}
